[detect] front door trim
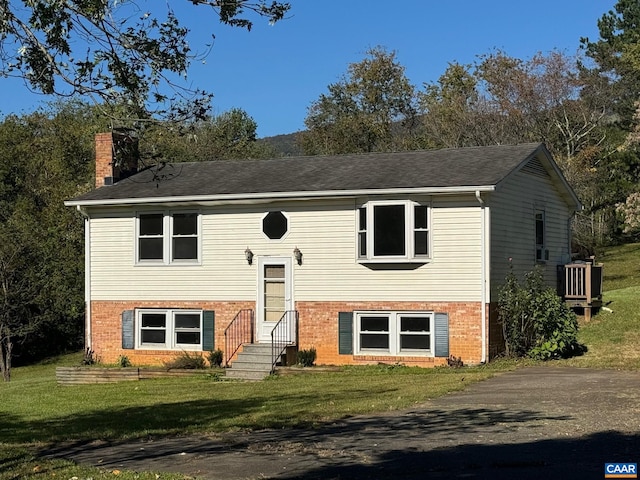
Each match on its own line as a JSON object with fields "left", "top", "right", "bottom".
{"left": 256, "top": 256, "right": 293, "bottom": 343}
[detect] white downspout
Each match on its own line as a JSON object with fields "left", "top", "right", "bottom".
{"left": 475, "top": 191, "right": 488, "bottom": 363}
{"left": 77, "top": 206, "right": 91, "bottom": 350}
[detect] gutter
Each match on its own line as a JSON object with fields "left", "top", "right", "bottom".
{"left": 76, "top": 206, "right": 92, "bottom": 351}
{"left": 65, "top": 185, "right": 497, "bottom": 208}
{"left": 475, "top": 190, "right": 488, "bottom": 364}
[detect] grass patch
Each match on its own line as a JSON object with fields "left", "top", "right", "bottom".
{"left": 1, "top": 360, "right": 518, "bottom": 444}
{"left": 0, "top": 357, "right": 519, "bottom": 478}
{"left": 561, "top": 285, "right": 640, "bottom": 370}
{"left": 555, "top": 242, "right": 640, "bottom": 370}
{"left": 598, "top": 242, "right": 640, "bottom": 291}
{"left": 0, "top": 444, "right": 190, "bottom": 480}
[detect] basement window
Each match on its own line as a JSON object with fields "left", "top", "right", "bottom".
{"left": 136, "top": 309, "right": 203, "bottom": 350}
{"left": 355, "top": 311, "right": 434, "bottom": 355}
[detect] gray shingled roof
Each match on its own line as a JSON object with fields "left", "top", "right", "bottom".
{"left": 68, "top": 143, "right": 549, "bottom": 205}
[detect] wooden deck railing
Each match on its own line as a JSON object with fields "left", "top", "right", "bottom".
{"left": 558, "top": 259, "right": 603, "bottom": 320}
{"left": 561, "top": 261, "right": 603, "bottom": 302}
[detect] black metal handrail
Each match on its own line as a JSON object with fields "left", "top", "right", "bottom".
{"left": 271, "top": 310, "right": 299, "bottom": 374}
{"left": 224, "top": 309, "right": 255, "bottom": 367}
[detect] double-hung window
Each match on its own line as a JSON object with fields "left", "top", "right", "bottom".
{"left": 137, "top": 309, "right": 203, "bottom": 350}
{"left": 355, "top": 311, "right": 433, "bottom": 355}
{"left": 138, "top": 213, "right": 164, "bottom": 261}
{"left": 172, "top": 213, "right": 198, "bottom": 260}
{"left": 357, "top": 201, "right": 429, "bottom": 262}
{"left": 137, "top": 212, "right": 200, "bottom": 264}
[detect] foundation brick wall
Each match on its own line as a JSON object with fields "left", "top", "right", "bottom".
{"left": 296, "top": 301, "right": 484, "bottom": 367}
{"left": 90, "top": 300, "right": 254, "bottom": 365}
{"left": 91, "top": 299, "right": 488, "bottom": 367}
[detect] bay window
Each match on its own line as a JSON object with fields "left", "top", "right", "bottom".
{"left": 357, "top": 201, "right": 430, "bottom": 262}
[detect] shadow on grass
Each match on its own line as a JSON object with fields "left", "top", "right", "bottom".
{"left": 30, "top": 406, "right": 636, "bottom": 480}
{"left": 22, "top": 366, "right": 640, "bottom": 479}
{"left": 1, "top": 384, "right": 398, "bottom": 444}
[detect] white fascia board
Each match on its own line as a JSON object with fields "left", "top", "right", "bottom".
{"left": 64, "top": 185, "right": 496, "bottom": 208}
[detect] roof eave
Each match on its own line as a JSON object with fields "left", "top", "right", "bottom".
{"left": 64, "top": 185, "right": 497, "bottom": 208}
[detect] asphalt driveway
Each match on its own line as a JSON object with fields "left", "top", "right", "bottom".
{"left": 42, "top": 366, "right": 640, "bottom": 479}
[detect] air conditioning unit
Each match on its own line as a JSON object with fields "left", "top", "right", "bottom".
{"left": 536, "top": 247, "right": 549, "bottom": 262}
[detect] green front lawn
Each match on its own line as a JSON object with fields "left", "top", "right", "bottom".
{"left": 3, "top": 361, "right": 512, "bottom": 445}
{"left": 1, "top": 359, "right": 517, "bottom": 479}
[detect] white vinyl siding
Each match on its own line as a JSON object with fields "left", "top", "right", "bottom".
{"left": 89, "top": 197, "right": 484, "bottom": 302}
{"left": 490, "top": 166, "right": 573, "bottom": 293}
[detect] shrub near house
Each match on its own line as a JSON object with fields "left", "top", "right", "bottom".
{"left": 498, "top": 266, "right": 584, "bottom": 360}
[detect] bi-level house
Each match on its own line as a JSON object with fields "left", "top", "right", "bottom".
{"left": 65, "top": 133, "right": 581, "bottom": 375}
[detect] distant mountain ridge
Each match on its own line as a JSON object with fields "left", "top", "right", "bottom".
{"left": 259, "top": 131, "right": 304, "bottom": 157}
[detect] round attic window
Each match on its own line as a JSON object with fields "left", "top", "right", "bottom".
{"left": 263, "top": 211, "right": 288, "bottom": 239}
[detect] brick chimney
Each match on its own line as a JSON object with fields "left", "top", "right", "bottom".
{"left": 95, "top": 131, "right": 139, "bottom": 188}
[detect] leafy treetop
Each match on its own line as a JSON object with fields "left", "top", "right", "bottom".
{"left": 0, "top": 1, "right": 290, "bottom": 123}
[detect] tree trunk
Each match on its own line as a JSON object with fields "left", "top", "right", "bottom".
{"left": 0, "top": 336, "right": 12, "bottom": 382}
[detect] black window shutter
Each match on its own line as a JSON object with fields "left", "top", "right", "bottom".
{"left": 122, "top": 310, "right": 134, "bottom": 349}
{"left": 434, "top": 312, "right": 449, "bottom": 357}
{"left": 202, "top": 310, "right": 215, "bottom": 351}
{"left": 338, "top": 312, "right": 353, "bottom": 354}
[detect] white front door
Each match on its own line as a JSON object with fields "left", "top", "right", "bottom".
{"left": 257, "top": 257, "right": 293, "bottom": 343}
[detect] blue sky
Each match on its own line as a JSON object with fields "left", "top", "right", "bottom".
{"left": 0, "top": 1, "right": 616, "bottom": 138}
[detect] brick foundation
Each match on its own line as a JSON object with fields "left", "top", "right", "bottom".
{"left": 90, "top": 300, "right": 253, "bottom": 365}
{"left": 90, "top": 300, "right": 488, "bottom": 367}
{"left": 296, "top": 301, "right": 484, "bottom": 367}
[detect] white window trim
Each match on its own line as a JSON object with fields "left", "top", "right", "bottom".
{"left": 261, "top": 210, "right": 291, "bottom": 242}
{"left": 135, "top": 211, "right": 202, "bottom": 265}
{"left": 135, "top": 308, "right": 203, "bottom": 350}
{"left": 356, "top": 200, "right": 431, "bottom": 263}
{"left": 535, "top": 208, "right": 548, "bottom": 263}
{"left": 354, "top": 311, "right": 434, "bottom": 356}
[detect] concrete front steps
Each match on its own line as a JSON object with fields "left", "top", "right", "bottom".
{"left": 226, "top": 344, "right": 275, "bottom": 381}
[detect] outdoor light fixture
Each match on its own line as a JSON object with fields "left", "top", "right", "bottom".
{"left": 293, "top": 247, "right": 303, "bottom": 265}
{"left": 245, "top": 247, "right": 254, "bottom": 265}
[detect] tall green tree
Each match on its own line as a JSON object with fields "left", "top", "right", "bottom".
{"left": 300, "top": 47, "right": 420, "bottom": 155}
{"left": 581, "top": 0, "right": 640, "bottom": 129}
{"left": 0, "top": 101, "right": 278, "bottom": 380}
{"left": 143, "top": 108, "right": 277, "bottom": 162}
{"left": 419, "top": 62, "right": 484, "bottom": 148}
{"left": 580, "top": 1, "right": 640, "bottom": 246}
{"left": 0, "top": 102, "right": 97, "bottom": 380}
